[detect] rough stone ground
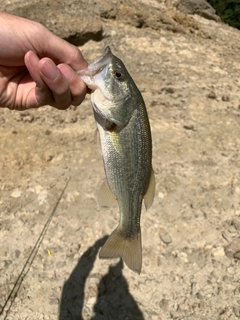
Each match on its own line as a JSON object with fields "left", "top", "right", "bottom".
{"left": 1, "top": 5, "right": 240, "bottom": 320}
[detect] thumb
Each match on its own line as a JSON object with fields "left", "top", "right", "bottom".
{"left": 36, "top": 27, "right": 88, "bottom": 71}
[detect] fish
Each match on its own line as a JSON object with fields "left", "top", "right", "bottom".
{"left": 77, "top": 47, "right": 155, "bottom": 274}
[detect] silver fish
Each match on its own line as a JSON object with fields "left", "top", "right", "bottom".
{"left": 78, "top": 47, "right": 155, "bottom": 274}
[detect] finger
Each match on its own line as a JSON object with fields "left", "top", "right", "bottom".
{"left": 24, "top": 50, "right": 54, "bottom": 107}
{"left": 38, "top": 58, "right": 72, "bottom": 110}
{"left": 33, "top": 26, "right": 88, "bottom": 71}
{"left": 24, "top": 51, "right": 44, "bottom": 86}
{"left": 57, "top": 63, "right": 87, "bottom": 106}
{"left": 25, "top": 51, "right": 86, "bottom": 109}
{"left": 40, "top": 33, "right": 88, "bottom": 71}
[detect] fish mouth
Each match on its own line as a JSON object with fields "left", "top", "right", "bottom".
{"left": 78, "top": 46, "right": 131, "bottom": 103}
{"left": 77, "top": 46, "right": 113, "bottom": 78}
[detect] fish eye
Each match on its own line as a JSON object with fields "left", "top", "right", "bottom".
{"left": 114, "top": 70, "right": 124, "bottom": 80}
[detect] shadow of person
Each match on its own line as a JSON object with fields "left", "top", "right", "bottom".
{"left": 91, "top": 260, "right": 144, "bottom": 320}
{"left": 59, "top": 236, "right": 144, "bottom": 320}
{"left": 59, "top": 236, "right": 108, "bottom": 320}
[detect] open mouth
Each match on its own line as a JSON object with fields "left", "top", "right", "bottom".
{"left": 77, "top": 47, "right": 113, "bottom": 78}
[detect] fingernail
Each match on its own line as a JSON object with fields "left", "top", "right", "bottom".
{"left": 58, "top": 64, "right": 74, "bottom": 82}
{"left": 40, "top": 59, "right": 59, "bottom": 81}
{"left": 26, "top": 51, "right": 39, "bottom": 68}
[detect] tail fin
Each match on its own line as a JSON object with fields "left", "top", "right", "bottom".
{"left": 99, "top": 226, "right": 142, "bottom": 274}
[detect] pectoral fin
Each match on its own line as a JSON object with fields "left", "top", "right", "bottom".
{"left": 144, "top": 168, "right": 155, "bottom": 210}
{"left": 94, "top": 128, "right": 102, "bottom": 155}
{"left": 97, "top": 180, "right": 118, "bottom": 208}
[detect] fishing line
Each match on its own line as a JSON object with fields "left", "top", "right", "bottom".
{"left": 0, "top": 177, "right": 70, "bottom": 319}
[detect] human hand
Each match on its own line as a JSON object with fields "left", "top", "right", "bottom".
{"left": 0, "top": 12, "right": 88, "bottom": 110}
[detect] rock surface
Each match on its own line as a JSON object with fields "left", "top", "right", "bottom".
{"left": 176, "top": 0, "right": 221, "bottom": 21}
{"left": 1, "top": 1, "right": 240, "bottom": 320}
{"left": 2, "top": 0, "right": 220, "bottom": 44}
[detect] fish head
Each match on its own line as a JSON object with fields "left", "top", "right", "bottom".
{"left": 78, "top": 47, "right": 136, "bottom": 127}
